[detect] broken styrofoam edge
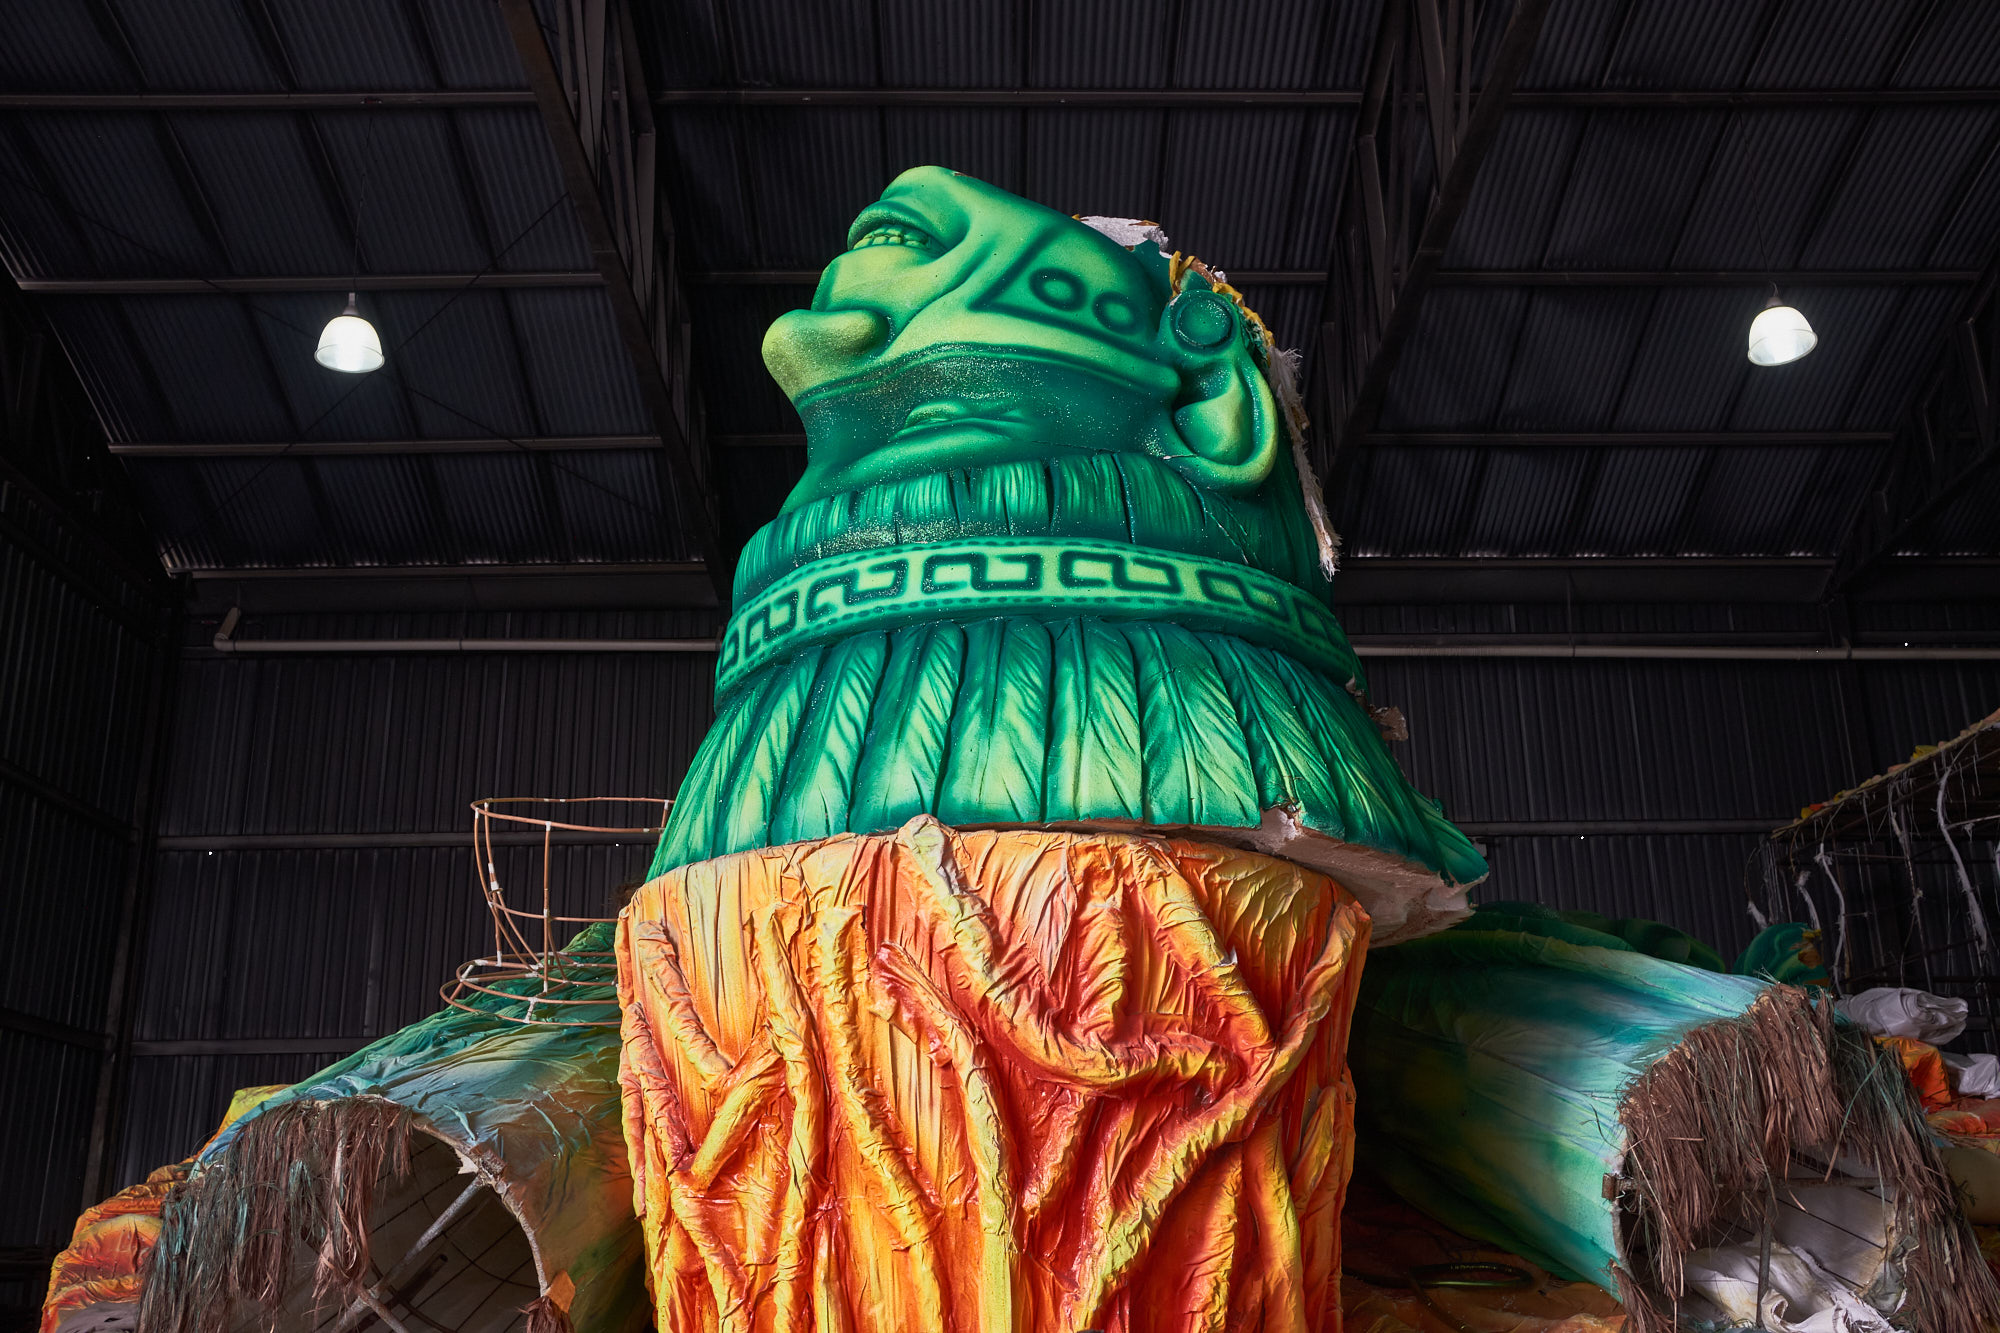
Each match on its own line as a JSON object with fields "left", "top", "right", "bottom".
{"left": 1078, "top": 214, "right": 1172, "bottom": 250}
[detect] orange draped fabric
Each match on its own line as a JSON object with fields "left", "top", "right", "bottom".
{"left": 617, "top": 815, "right": 1370, "bottom": 1333}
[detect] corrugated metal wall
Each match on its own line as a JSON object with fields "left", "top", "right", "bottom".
{"left": 0, "top": 474, "right": 168, "bottom": 1319}
{"left": 115, "top": 609, "right": 717, "bottom": 1184}
{"left": 111, "top": 600, "right": 2000, "bottom": 1189}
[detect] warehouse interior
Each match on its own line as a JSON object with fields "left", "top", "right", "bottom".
{"left": 3, "top": 0, "right": 1999, "bottom": 1327}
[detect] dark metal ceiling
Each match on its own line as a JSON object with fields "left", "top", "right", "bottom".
{"left": 0, "top": 0, "right": 1995, "bottom": 610}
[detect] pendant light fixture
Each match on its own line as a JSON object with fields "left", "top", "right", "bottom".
{"left": 315, "top": 293, "right": 383, "bottom": 372}
{"left": 1747, "top": 286, "right": 1817, "bottom": 367}
{"left": 316, "top": 108, "right": 382, "bottom": 374}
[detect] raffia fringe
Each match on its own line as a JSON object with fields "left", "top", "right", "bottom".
{"left": 136, "top": 1097, "right": 413, "bottom": 1333}
{"left": 1615, "top": 985, "right": 2000, "bottom": 1333}
{"left": 521, "top": 1292, "right": 573, "bottom": 1333}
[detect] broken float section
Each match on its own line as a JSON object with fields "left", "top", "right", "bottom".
{"left": 39, "top": 169, "right": 2000, "bottom": 1333}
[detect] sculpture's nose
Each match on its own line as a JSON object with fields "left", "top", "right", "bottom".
{"left": 762, "top": 307, "right": 891, "bottom": 398}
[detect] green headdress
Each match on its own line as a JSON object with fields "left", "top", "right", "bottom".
{"left": 653, "top": 167, "right": 1485, "bottom": 943}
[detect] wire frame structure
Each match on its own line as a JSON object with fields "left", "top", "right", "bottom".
{"left": 1756, "top": 708, "right": 2000, "bottom": 1051}
{"left": 440, "top": 797, "right": 668, "bottom": 1027}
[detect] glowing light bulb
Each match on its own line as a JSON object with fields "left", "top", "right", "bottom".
{"left": 315, "top": 293, "right": 383, "bottom": 373}
{"left": 1747, "top": 292, "right": 1816, "bottom": 366}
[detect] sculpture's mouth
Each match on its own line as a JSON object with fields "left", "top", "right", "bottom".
{"left": 849, "top": 222, "right": 944, "bottom": 256}
{"left": 892, "top": 398, "right": 1031, "bottom": 442}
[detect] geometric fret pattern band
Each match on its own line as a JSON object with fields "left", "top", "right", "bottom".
{"left": 716, "top": 535, "right": 1362, "bottom": 698}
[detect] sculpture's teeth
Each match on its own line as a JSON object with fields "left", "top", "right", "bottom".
{"left": 851, "top": 224, "right": 939, "bottom": 254}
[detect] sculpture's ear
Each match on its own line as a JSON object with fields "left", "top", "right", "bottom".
{"left": 1158, "top": 281, "right": 1283, "bottom": 495}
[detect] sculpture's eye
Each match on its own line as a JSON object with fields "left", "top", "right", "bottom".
{"left": 850, "top": 224, "right": 942, "bottom": 256}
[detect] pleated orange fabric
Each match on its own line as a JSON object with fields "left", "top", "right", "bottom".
{"left": 617, "top": 814, "right": 1368, "bottom": 1333}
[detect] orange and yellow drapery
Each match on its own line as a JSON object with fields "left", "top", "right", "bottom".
{"left": 618, "top": 815, "right": 1369, "bottom": 1333}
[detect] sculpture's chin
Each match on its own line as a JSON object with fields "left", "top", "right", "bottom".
{"left": 784, "top": 344, "right": 1179, "bottom": 512}
{"left": 789, "top": 421, "right": 1057, "bottom": 506}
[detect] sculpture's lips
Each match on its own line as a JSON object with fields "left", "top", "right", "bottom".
{"left": 893, "top": 399, "right": 1030, "bottom": 440}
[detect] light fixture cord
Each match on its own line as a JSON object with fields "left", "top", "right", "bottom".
{"left": 349, "top": 106, "right": 380, "bottom": 296}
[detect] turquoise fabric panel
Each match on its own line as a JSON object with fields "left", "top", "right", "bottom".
{"left": 1044, "top": 620, "right": 1145, "bottom": 822}
{"left": 1353, "top": 916, "right": 1769, "bottom": 1287}
{"left": 649, "top": 618, "right": 1486, "bottom": 886}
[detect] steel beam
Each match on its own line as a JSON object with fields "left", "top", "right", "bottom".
{"left": 688, "top": 269, "right": 1330, "bottom": 286}
{"left": 109, "top": 435, "right": 658, "bottom": 457}
{"left": 1827, "top": 260, "right": 2000, "bottom": 597}
{"left": 181, "top": 560, "right": 715, "bottom": 614}
{"left": 1432, "top": 269, "right": 1979, "bottom": 286}
{"left": 1320, "top": 0, "right": 1557, "bottom": 484}
{"left": 689, "top": 268, "right": 1979, "bottom": 288}
{"left": 158, "top": 829, "right": 660, "bottom": 850}
{"left": 7, "top": 88, "right": 1999, "bottom": 112}
{"left": 500, "top": 0, "right": 728, "bottom": 599}
{"left": 1361, "top": 430, "right": 1894, "bottom": 447}
{"left": 16, "top": 273, "right": 600, "bottom": 295}
{"left": 0, "top": 1005, "right": 110, "bottom": 1051}
{"left": 1334, "top": 555, "right": 2000, "bottom": 603}
{"left": 0, "top": 91, "right": 536, "bottom": 110}
{"left": 654, "top": 87, "right": 2000, "bottom": 109}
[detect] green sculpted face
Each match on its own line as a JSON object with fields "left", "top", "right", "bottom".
{"left": 763, "top": 166, "right": 1286, "bottom": 510}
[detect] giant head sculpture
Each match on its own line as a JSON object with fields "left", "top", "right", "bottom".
{"left": 653, "top": 166, "right": 1486, "bottom": 946}
{"left": 763, "top": 165, "right": 1292, "bottom": 508}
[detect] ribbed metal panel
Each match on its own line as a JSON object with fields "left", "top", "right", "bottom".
{"left": 13, "top": 113, "right": 219, "bottom": 278}
{"left": 128, "top": 444, "right": 707, "bottom": 574}
{"left": 882, "top": 109, "right": 1024, "bottom": 196}
{"left": 0, "top": 2, "right": 133, "bottom": 92}
{"left": 116, "top": 297, "right": 299, "bottom": 440}
{"left": 262, "top": 1, "right": 438, "bottom": 91}
{"left": 1478, "top": 833, "right": 1770, "bottom": 959}
{"left": 1338, "top": 444, "right": 1484, "bottom": 556}
{"left": 1894, "top": 0, "right": 2000, "bottom": 88}
{"left": 1518, "top": 0, "right": 1628, "bottom": 89}
{"left": 1669, "top": 110, "right": 1868, "bottom": 270}
{"left": 743, "top": 109, "right": 886, "bottom": 267}
{"left": 1567, "top": 446, "right": 1706, "bottom": 556}
{"left": 167, "top": 114, "right": 353, "bottom": 275}
{"left": 1, "top": 1032, "right": 104, "bottom": 1248}
{"left": 728, "top": 0, "right": 878, "bottom": 88}
{"left": 1609, "top": 289, "right": 1750, "bottom": 432}
{"left": 509, "top": 289, "right": 653, "bottom": 435}
{"left": 1544, "top": 111, "right": 1731, "bottom": 269}
{"left": 1459, "top": 447, "right": 1587, "bottom": 556}
{"left": 1174, "top": 0, "right": 1383, "bottom": 91}
{"left": 1746, "top": 0, "right": 1928, "bottom": 88}
{"left": 1444, "top": 110, "right": 1583, "bottom": 268}
{"left": 1378, "top": 288, "right": 1529, "bottom": 430}
{"left": 1031, "top": 0, "right": 1175, "bottom": 88}
{"left": 108, "top": 0, "right": 278, "bottom": 91}
{"left": 1911, "top": 463, "right": 2000, "bottom": 556}
{"left": 1801, "top": 106, "right": 2000, "bottom": 269}
{"left": 1495, "top": 289, "right": 1654, "bottom": 430}
{"left": 878, "top": 0, "right": 1023, "bottom": 88}
{"left": 1678, "top": 445, "right": 1823, "bottom": 556}
{"left": 1841, "top": 286, "right": 1962, "bottom": 428}
{"left": 1159, "top": 111, "right": 1334, "bottom": 269}
{"left": 0, "top": 473, "right": 166, "bottom": 1270}
{"left": 160, "top": 637, "right": 713, "bottom": 838}
{"left": 1026, "top": 109, "right": 1164, "bottom": 220}
{"left": 1602, "top": 0, "right": 1783, "bottom": 90}
{"left": 415, "top": 0, "right": 531, "bottom": 91}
